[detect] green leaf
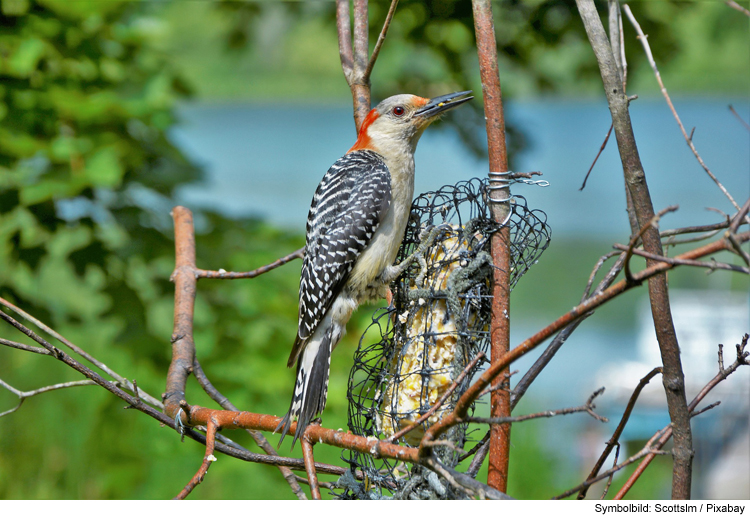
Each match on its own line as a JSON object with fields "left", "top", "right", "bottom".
{"left": 9, "top": 37, "right": 46, "bottom": 77}
{"left": 85, "top": 146, "right": 123, "bottom": 188}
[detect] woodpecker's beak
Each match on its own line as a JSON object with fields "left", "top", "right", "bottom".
{"left": 414, "top": 90, "right": 473, "bottom": 119}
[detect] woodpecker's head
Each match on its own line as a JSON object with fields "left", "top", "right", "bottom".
{"left": 349, "top": 91, "right": 473, "bottom": 154}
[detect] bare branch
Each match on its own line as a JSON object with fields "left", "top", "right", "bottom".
{"left": 365, "top": 0, "right": 399, "bottom": 80}
{"left": 175, "top": 418, "right": 219, "bottom": 500}
{"left": 336, "top": 0, "right": 354, "bottom": 81}
{"left": 196, "top": 248, "right": 303, "bottom": 280}
{"left": 577, "top": 367, "right": 662, "bottom": 499}
{"left": 553, "top": 425, "right": 671, "bottom": 499}
{"left": 621, "top": 205, "right": 679, "bottom": 284}
{"left": 599, "top": 444, "right": 620, "bottom": 499}
{"left": 580, "top": 122, "right": 613, "bottom": 191}
{"left": 467, "top": 388, "right": 608, "bottom": 425}
{"left": 0, "top": 336, "right": 50, "bottom": 355}
{"left": 472, "top": 0, "right": 513, "bottom": 493}
{"left": 301, "top": 437, "right": 320, "bottom": 500}
{"left": 578, "top": 1, "right": 693, "bottom": 497}
{"left": 623, "top": 4, "right": 746, "bottom": 218}
{"left": 0, "top": 297, "right": 163, "bottom": 409}
{"left": 613, "top": 333, "right": 749, "bottom": 499}
{"left": 614, "top": 244, "right": 750, "bottom": 274}
{"left": 725, "top": 1, "right": 750, "bottom": 16}
{"left": 0, "top": 378, "right": 96, "bottom": 418}
{"left": 728, "top": 104, "right": 750, "bottom": 131}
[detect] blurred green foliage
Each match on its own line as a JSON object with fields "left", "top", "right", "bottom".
{"left": 1, "top": 0, "right": 745, "bottom": 499}
{"left": 0, "top": 0, "right": 320, "bottom": 499}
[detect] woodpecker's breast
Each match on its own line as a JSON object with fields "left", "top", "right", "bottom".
{"left": 347, "top": 151, "right": 415, "bottom": 300}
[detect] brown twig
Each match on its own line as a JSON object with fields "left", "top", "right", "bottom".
{"left": 301, "top": 437, "right": 320, "bottom": 500}
{"left": 621, "top": 205, "right": 679, "bottom": 284}
{"left": 472, "top": 0, "right": 512, "bottom": 494}
{"left": 578, "top": 0, "right": 693, "bottom": 498}
{"left": 553, "top": 426, "right": 671, "bottom": 500}
{"left": 580, "top": 122, "right": 613, "bottom": 190}
{"left": 577, "top": 367, "right": 662, "bottom": 499}
{"left": 581, "top": 251, "right": 622, "bottom": 301}
{"left": 466, "top": 388, "right": 608, "bottom": 425}
{"left": 192, "top": 357, "right": 307, "bottom": 500}
{"left": 196, "top": 248, "right": 303, "bottom": 280}
{"left": 613, "top": 333, "right": 749, "bottom": 499}
{"left": 613, "top": 244, "right": 750, "bottom": 274}
{"left": 365, "top": 0, "right": 399, "bottom": 80}
{"left": 175, "top": 418, "right": 219, "bottom": 500}
{"left": 0, "top": 336, "right": 50, "bottom": 355}
{"left": 599, "top": 444, "right": 620, "bottom": 499}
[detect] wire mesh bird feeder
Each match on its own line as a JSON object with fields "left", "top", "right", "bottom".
{"left": 341, "top": 177, "right": 550, "bottom": 499}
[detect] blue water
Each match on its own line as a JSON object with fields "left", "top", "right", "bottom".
{"left": 172, "top": 97, "right": 749, "bottom": 237}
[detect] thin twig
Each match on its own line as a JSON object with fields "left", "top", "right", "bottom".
{"left": 725, "top": 1, "right": 750, "bottom": 16}
{"left": 0, "top": 336, "right": 50, "bottom": 355}
{"left": 467, "top": 388, "right": 608, "bottom": 425}
{"left": 613, "top": 244, "right": 750, "bottom": 274}
{"left": 728, "top": 105, "right": 750, "bottom": 131}
{"left": 0, "top": 378, "right": 97, "bottom": 418}
{"left": 553, "top": 426, "right": 671, "bottom": 499}
{"left": 175, "top": 418, "right": 218, "bottom": 500}
{"left": 621, "top": 205, "right": 679, "bottom": 284}
{"left": 195, "top": 248, "right": 303, "bottom": 280}
{"left": 623, "top": 4, "right": 746, "bottom": 219}
{"left": 690, "top": 401, "right": 721, "bottom": 418}
{"left": 365, "top": 0, "right": 399, "bottom": 80}
{"left": 0, "top": 297, "right": 163, "bottom": 408}
{"left": 580, "top": 123, "right": 613, "bottom": 190}
{"left": 599, "top": 444, "right": 620, "bottom": 499}
{"left": 301, "top": 437, "right": 321, "bottom": 500}
{"left": 577, "top": 367, "right": 662, "bottom": 499}
{"left": 581, "top": 251, "right": 621, "bottom": 302}
{"left": 613, "top": 333, "right": 749, "bottom": 499}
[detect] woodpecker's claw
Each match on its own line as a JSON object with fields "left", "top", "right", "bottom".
{"left": 414, "top": 91, "right": 473, "bottom": 119}
{"left": 381, "top": 224, "right": 452, "bottom": 284}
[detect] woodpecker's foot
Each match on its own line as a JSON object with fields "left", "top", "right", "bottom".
{"left": 380, "top": 224, "right": 452, "bottom": 285}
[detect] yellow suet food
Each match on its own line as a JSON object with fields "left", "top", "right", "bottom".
{"left": 378, "top": 225, "right": 486, "bottom": 445}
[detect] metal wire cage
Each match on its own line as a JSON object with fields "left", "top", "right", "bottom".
{"left": 341, "top": 178, "right": 550, "bottom": 499}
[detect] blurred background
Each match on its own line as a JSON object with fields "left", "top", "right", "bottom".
{"left": 0, "top": 0, "right": 747, "bottom": 499}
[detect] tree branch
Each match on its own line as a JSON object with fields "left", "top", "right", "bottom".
{"left": 576, "top": 0, "right": 693, "bottom": 498}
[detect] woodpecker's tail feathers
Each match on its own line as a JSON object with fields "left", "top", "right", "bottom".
{"left": 276, "top": 326, "right": 334, "bottom": 448}
{"left": 288, "top": 333, "right": 306, "bottom": 368}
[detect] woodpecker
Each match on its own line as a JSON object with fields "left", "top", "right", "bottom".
{"left": 276, "top": 91, "right": 473, "bottom": 446}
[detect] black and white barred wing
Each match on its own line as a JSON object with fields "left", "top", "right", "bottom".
{"left": 289, "top": 150, "right": 391, "bottom": 366}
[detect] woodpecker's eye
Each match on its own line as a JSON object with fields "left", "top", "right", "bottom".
{"left": 392, "top": 106, "right": 405, "bottom": 117}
